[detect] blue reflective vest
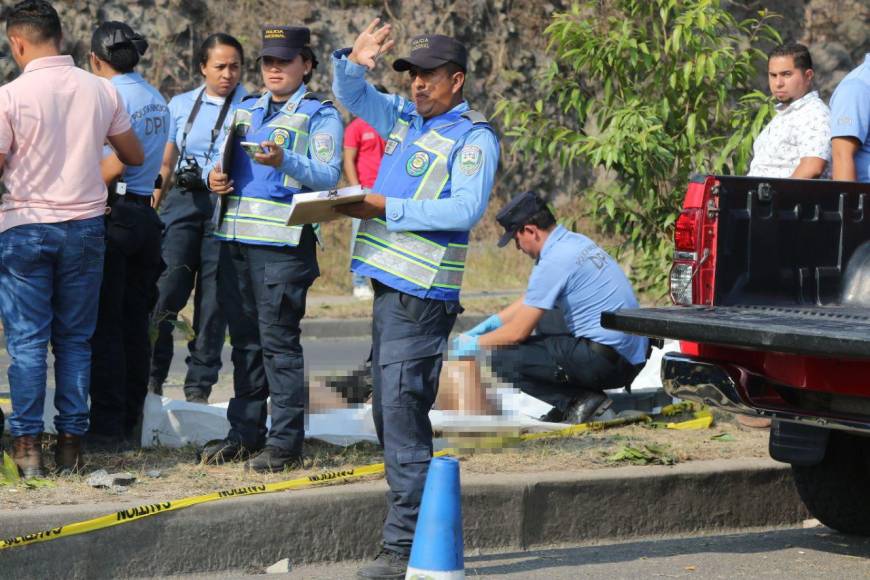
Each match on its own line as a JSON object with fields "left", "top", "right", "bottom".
{"left": 216, "top": 94, "right": 333, "bottom": 247}
{"left": 351, "top": 107, "right": 491, "bottom": 301}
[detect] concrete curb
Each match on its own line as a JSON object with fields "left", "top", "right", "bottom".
{"left": 301, "top": 314, "right": 487, "bottom": 339}
{"left": 0, "top": 459, "right": 808, "bottom": 579}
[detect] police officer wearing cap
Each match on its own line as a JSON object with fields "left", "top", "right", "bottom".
{"left": 148, "top": 34, "right": 248, "bottom": 404}
{"left": 202, "top": 25, "right": 342, "bottom": 473}
{"left": 87, "top": 22, "right": 170, "bottom": 449}
{"left": 452, "top": 191, "right": 649, "bottom": 423}
{"left": 332, "top": 19, "right": 499, "bottom": 578}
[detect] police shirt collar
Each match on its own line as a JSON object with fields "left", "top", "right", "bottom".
{"left": 413, "top": 100, "right": 469, "bottom": 130}
{"left": 111, "top": 72, "right": 145, "bottom": 86}
{"left": 539, "top": 224, "right": 568, "bottom": 261}
{"left": 23, "top": 54, "right": 73, "bottom": 74}
{"left": 251, "top": 84, "right": 308, "bottom": 112}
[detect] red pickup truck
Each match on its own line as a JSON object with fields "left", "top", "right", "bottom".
{"left": 602, "top": 175, "right": 870, "bottom": 535}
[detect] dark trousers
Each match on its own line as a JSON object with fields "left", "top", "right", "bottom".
{"left": 490, "top": 317, "right": 643, "bottom": 413}
{"left": 371, "top": 281, "right": 461, "bottom": 555}
{"left": 217, "top": 227, "right": 318, "bottom": 455}
{"left": 90, "top": 197, "right": 164, "bottom": 438}
{"left": 150, "top": 187, "right": 226, "bottom": 399}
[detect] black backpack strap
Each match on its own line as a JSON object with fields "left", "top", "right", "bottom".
{"left": 461, "top": 110, "right": 488, "bottom": 124}
{"left": 303, "top": 91, "right": 334, "bottom": 106}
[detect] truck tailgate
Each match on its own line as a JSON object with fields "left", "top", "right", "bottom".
{"left": 602, "top": 306, "right": 870, "bottom": 359}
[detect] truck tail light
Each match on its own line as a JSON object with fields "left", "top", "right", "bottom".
{"left": 669, "top": 262, "right": 694, "bottom": 304}
{"left": 671, "top": 177, "right": 719, "bottom": 306}
{"left": 674, "top": 210, "right": 699, "bottom": 252}
{"left": 670, "top": 209, "right": 702, "bottom": 305}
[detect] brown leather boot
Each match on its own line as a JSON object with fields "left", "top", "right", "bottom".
{"left": 12, "top": 434, "right": 45, "bottom": 479}
{"left": 55, "top": 432, "right": 83, "bottom": 475}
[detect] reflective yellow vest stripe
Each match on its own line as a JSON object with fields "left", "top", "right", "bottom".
{"left": 352, "top": 114, "right": 475, "bottom": 290}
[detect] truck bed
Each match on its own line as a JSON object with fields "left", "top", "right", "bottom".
{"left": 602, "top": 306, "right": 870, "bottom": 359}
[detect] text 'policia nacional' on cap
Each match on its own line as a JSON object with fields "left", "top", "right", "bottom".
{"left": 259, "top": 26, "right": 310, "bottom": 61}
{"left": 392, "top": 34, "right": 467, "bottom": 72}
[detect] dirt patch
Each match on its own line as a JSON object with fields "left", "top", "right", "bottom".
{"left": 0, "top": 410, "right": 768, "bottom": 510}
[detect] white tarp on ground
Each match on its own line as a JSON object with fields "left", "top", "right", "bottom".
{"left": 137, "top": 341, "right": 675, "bottom": 448}
{"left": 13, "top": 341, "right": 676, "bottom": 448}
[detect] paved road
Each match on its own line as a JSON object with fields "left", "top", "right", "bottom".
{"left": 0, "top": 337, "right": 372, "bottom": 404}
{"left": 168, "top": 526, "right": 870, "bottom": 579}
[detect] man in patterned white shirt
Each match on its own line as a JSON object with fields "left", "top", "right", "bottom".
{"left": 748, "top": 43, "right": 831, "bottom": 179}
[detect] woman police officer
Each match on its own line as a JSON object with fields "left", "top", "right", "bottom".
{"left": 86, "top": 22, "right": 169, "bottom": 452}
{"left": 202, "top": 26, "right": 343, "bottom": 472}
{"left": 148, "top": 34, "right": 248, "bottom": 404}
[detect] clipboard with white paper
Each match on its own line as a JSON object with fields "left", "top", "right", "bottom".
{"left": 285, "top": 185, "right": 367, "bottom": 226}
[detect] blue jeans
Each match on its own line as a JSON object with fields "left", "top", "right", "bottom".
{"left": 0, "top": 217, "right": 105, "bottom": 436}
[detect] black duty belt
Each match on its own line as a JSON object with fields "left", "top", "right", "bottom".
{"left": 583, "top": 338, "right": 624, "bottom": 365}
{"left": 109, "top": 193, "right": 153, "bottom": 206}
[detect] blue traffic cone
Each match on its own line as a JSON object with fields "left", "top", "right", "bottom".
{"left": 406, "top": 456, "right": 465, "bottom": 579}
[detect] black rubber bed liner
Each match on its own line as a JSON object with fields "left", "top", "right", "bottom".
{"left": 602, "top": 305, "right": 870, "bottom": 359}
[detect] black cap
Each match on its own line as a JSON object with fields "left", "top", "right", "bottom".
{"left": 496, "top": 191, "right": 549, "bottom": 247}
{"left": 260, "top": 26, "right": 310, "bottom": 60}
{"left": 393, "top": 34, "right": 467, "bottom": 72}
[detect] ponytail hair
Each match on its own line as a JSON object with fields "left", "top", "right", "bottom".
{"left": 91, "top": 21, "right": 148, "bottom": 73}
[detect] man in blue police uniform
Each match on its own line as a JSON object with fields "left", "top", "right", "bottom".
{"left": 332, "top": 19, "right": 499, "bottom": 579}
{"left": 453, "top": 191, "right": 649, "bottom": 423}
{"left": 830, "top": 53, "right": 870, "bottom": 182}
{"left": 203, "top": 25, "right": 342, "bottom": 473}
{"left": 87, "top": 22, "right": 169, "bottom": 452}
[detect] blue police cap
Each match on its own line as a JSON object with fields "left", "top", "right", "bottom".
{"left": 260, "top": 26, "right": 310, "bottom": 61}
{"left": 393, "top": 34, "right": 467, "bottom": 72}
{"left": 496, "top": 191, "right": 549, "bottom": 247}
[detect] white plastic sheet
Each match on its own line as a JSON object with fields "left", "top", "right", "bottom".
{"left": 3, "top": 341, "right": 679, "bottom": 447}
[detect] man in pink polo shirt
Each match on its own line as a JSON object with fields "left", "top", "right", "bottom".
{"left": 0, "top": 0, "right": 143, "bottom": 477}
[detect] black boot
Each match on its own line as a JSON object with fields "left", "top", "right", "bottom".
{"left": 244, "top": 446, "right": 300, "bottom": 473}
{"left": 357, "top": 549, "right": 408, "bottom": 579}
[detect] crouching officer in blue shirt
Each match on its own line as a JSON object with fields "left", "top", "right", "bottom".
{"left": 332, "top": 19, "right": 499, "bottom": 579}
{"left": 87, "top": 22, "right": 169, "bottom": 452}
{"left": 453, "top": 192, "right": 649, "bottom": 423}
{"left": 202, "top": 26, "right": 343, "bottom": 473}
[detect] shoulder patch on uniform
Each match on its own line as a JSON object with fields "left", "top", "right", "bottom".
{"left": 461, "top": 110, "right": 488, "bottom": 124}
{"left": 312, "top": 133, "right": 336, "bottom": 162}
{"left": 458, "top": 144, "right": 483, "bottom": 176}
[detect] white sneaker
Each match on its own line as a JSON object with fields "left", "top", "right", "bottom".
{"left": 353, "top": 285, "right": 374, "bottom": 300}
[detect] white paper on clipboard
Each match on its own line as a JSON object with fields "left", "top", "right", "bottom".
{"left": 285, "top": 185, "right": 367, "bottom": 226}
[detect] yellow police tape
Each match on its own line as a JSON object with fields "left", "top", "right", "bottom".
{"left": 0, "top": 403, "right": 711, "bottom": 550}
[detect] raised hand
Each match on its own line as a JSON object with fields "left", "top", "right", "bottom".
{"left": 349, "top": 18, "right": 395, "bottom": 70}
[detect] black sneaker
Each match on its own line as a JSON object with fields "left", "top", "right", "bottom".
{"left": 565, "top": 390, "right": 612, "bottom": 424}
{"left": 244, "top": 446, "right": 301, "bottom": 473}
{"left": 199, "top": 438, "right": 253, "bottom": 465}
{"left": 148, "top": 379, "right": 163, "bottom": 396}
{"left": 538, "top": 406, "right": 568, "bottom": 423}
{"left": 84, "top": 432, "right": 136, "bottom": 453}
{"left": 357, "top": 549, "right": 408, "bottom": 579}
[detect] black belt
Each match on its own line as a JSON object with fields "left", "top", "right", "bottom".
{"left": 118, "top": 194, "right": 152, "bottom": 205}
{"left": 109, "top": 192, "right": 152, "bottom": 206}
{"left": 583, "top": 338, "right": 624, "bottom": 365}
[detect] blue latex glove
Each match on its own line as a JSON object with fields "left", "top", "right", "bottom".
{"left": 465, "top": 314, "right": 502, "bottom": 337}
{"left": 450, "top": 333, "right": 480, "bottom": 359}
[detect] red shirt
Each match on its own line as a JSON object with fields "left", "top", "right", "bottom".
{"left": 344, "top": 117, "right": 385, "bottom": 189}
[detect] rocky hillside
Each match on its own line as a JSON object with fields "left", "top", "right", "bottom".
{"left": 1, "top": 0, "right": 867, "bottom": 194}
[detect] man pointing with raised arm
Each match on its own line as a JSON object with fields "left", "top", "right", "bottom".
{"left": 332, "top": 19, "right": 499, "bottom": 579}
